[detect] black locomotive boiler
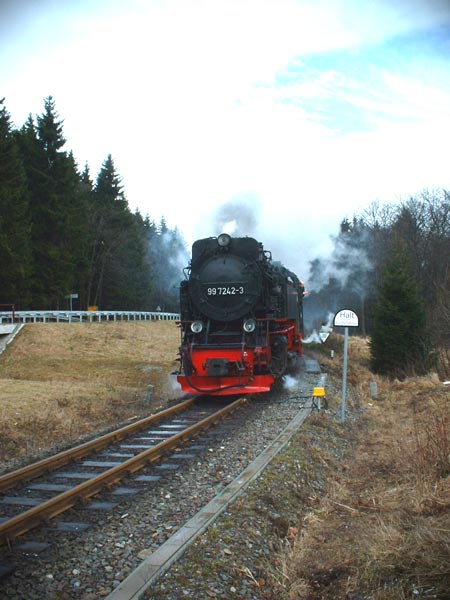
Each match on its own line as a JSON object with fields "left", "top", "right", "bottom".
{"left": 176, "top": 233, "right": 304, "bottom": 395}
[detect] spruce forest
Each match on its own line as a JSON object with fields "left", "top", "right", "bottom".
{"left": 0, "top": 96, "right": 187, "bottom": 313}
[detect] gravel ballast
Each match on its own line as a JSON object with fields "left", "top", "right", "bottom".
{"left": 0, "top": 365, "right": 349, "bottom": 600}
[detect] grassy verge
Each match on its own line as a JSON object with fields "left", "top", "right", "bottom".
{"left": 274, "top": 337, "right": 450, "bottom": 599}
{"left": 0, "top": 321, "right": 181, "bottom": 466}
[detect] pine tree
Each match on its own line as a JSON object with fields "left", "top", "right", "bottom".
{"left": 87, "top": 155, "right": 122, "bottom": 307}
{"left": 87, "top": 155, "right": 152, "bottom": 309}
{"left": 36, "top": 95, "right": 66, "bottom": 164}
{"left": 63, "top": 151, "right": 92, "bottom": 309}
{"left": 370, "top": 244, "right": 429, "bottom": 378}
{"left": 75, "top": 163, "right": 95, "bottom": 308}
{"left": 17, "top": 97, "right": 84, "bottom": 307}
{"left": 0, "top": 98, "right": 32, "bottom": 307}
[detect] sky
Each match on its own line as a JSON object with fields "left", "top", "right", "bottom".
{"left": 2, "top": 0, "right": 450, "bottom": 283}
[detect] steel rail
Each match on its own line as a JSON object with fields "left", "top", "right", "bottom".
{"left": 0, "top": 398, "right": 197, "bottom": 493}
{"left": 0, "top": 396, "right": 246, "bottom": 543}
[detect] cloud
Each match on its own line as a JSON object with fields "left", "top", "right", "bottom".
{"left": 2, "top": 0, "right": 450, "bottom": 287}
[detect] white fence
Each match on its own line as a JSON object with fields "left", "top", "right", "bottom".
{"left": 0, "top": 311, "right": 180, "bottom": 324}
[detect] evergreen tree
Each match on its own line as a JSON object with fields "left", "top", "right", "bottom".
{"left": 87, "top": 155, "right": 152, "bottom": 309}
{"left": 17, "top": 97, "right": 84, "bottom": 307}
{"left": 0, "top": 98, "right": 32, "bottom": 306}
{"left": 370, "top": 244, "right": 429, "bottom": 378}
{"left": 0, "top": 97, "right": 185, "bottom": 312}
{"left": 76, "top": 163, "right": 95, "bottom": 308}
{"left": 63, "top": 152, "right": 92, "bottom": 309}
{"left": 119, "top": 210, "right": 152, "bottom": 309}
{"left": 87, "top": 154, "right": 123, "bottom": 307}
{"left": 158, "top": 216, "right": 168, "bottom": 235}
{"left": 36, "top": 95, "right": 66, "bottom": 164}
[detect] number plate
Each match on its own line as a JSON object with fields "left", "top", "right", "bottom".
{"left": 205, "top": 285, "right": 245, "bottom": 296}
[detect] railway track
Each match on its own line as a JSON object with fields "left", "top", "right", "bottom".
{"left": 0, "top": 360, "right": 326, "bottom": 598}
{"left": 0, "top": 396, "right": 246, "bottom": 545}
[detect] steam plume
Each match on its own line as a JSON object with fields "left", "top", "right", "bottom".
{"left": 213, "top": 195, "right": 260, "bottom": 236}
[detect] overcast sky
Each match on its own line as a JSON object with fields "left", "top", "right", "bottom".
{"left": 2, "top": 0, "right": 450, "bottom": 280}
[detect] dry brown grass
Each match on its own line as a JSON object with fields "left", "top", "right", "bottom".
{"left": 275, "top": 335, "right": 450, "bottom": 599}
{"left": 0, "top": 321, "right": 181, "bottom": 467}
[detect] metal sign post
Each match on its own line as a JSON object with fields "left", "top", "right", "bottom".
{"left": 65, "top": 293, "right": 79, "bottom": 311}
{"left": 334, "top": 309, "right": 359, "bottom": 423}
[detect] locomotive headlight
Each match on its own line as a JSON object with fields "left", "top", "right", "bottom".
{"left": 190, "top": 320, "right": 204, "bottom": 333}
{"left": 243, "top": 318, "right": 256, "bottom": 333}
{"left": 217, "top": 233, "right": 231, "bottom": 247}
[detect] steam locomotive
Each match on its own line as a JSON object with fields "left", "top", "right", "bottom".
{"left": 176, "top": 233, "right": 304, "bottom": 395}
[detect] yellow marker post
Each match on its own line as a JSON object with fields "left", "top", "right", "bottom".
{"left": 312, "top": 386, "right": 325, "bottom": 411}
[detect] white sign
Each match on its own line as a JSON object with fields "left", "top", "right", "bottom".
{"left": 319, "top": 324, "right": 332, "bottom": 343}
{"left": 334, "top": 309, "right": 359, "bottom": 328}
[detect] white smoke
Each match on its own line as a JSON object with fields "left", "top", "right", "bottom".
{"left": 303, "top": 311, "right": 334, "bottom": 344}
{"left": 167, "top": 374, "right": 184, "bottom": 397}
{"left": 302, "top": 331, "right": 322, "bottom": 344}
{"left": 212, "top": 195, "right": 260, "bottom": 237}
{"left": 160, "top": 230, "right": 189, "bottom": 278}
{"left": 309, "top": 230, "right": 373, "bottom": 294}
{"left": 283, "top": 374, "right": 300, "bottom": 390}
{"left": 200, "top": 193, "right": 334, "bottom": 288}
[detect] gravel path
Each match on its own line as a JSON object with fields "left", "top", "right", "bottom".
{"left": 0, "top": 365, "right": 336, "bottom": 599}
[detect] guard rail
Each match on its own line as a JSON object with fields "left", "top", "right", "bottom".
{"left": 0, "top": 311, "right": 180, "bottom": 324}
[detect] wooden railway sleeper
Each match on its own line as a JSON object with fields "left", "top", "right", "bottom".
{"left": 0, "top": 397, "right": 197, "bottom": 493}
{"left": 0, "top": 396, "right": 245, "bottom": 544}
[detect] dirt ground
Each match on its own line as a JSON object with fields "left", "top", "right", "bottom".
{"left": 0, "top": 321, "right": 181, "bottom": 468}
